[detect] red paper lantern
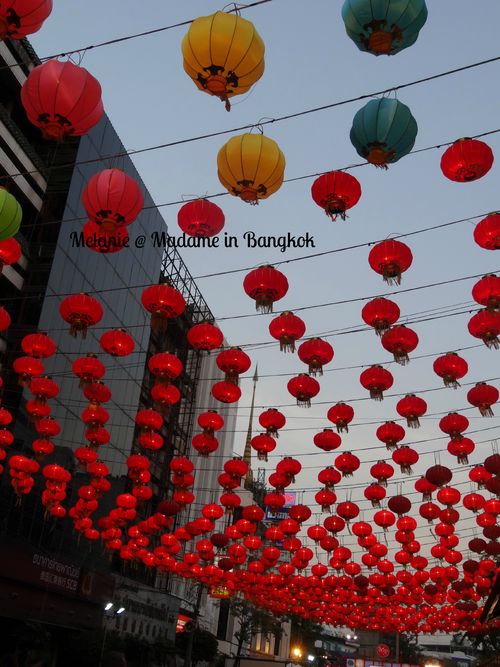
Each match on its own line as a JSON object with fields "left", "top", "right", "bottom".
{"left": 35, "top": 416, "right": 60, "bottom": 438}
{"left": 364, "top": 483, "right": 386, "bottom": 507}
{"left": 313, "top": 429, "right": 341, "bottom": 452}
{"left": 21, "top": 60, "right": 103, "bottom": 141}
{"left": 381, "top": 325, "right": 418, "bottom": 365}
{"left": 447, "top": 437, "right": 475, "bottom": 464}
{"left": 83, "top": 381, "right": 111, "bottom": 407}
{"left": 335, "top": 501, "right": 359, "bottom": 523}
{"left": 29, "top": 376, "right": 59, "bottom": 403}
{"left": 32, "top": 438, "right": 54, "bottom": 458}
{"left": 469, "top": 465, "right": 492, "bottom": 489}
{"left": 310, "top": 170, "right": 361, "bottom": 220}
{"left": 216, "top": 347, "right": 251, "bottom": 384}
{"left": 264, "top": 492, "right": 285, "bottom": 514}
{"left": 0, "top": 238, "right": 21, "bottom": 274}
{"left": 82, "top": 169, "right": 143, "bottom": 233}
{"left": 198, "top": 410, "right": 224, "bottom": 434}
{"left": 468, "top": 309, "right": 500, "bottom": 349}
{"left": 141, "top": 284, "right": 186, "bottom": 332}
{"left": 361, "top": 297, "right": 400, "bottom": 336}
{"left": 472, "top": 274, "right": 500, "bottom": 310}
{"left": 0, "top": 305, "right": 11, "bottom": 331}
{"left": 187, "top": 322, "right": 223, "bottom": 352}
{"left": 211, "top": 381, "right": 241, "bottom": 404}
{"left": 419, "top": 502, "right": 440, "bottom": 523}
{"left": 269, "top": 311, "right": 306, "bottom": 352}
{"left": 433, "top": 352, "right": 468, "bottom": 388}
{"left": 463, "top": 493, "right": 486, "bottom": 513}
{"left": 474, "top": 213, "right": 500, "bottom": 250}
{"left": 100, "top": 329, "right": 135, "bottom": 357}
{"left": 151, "top": 383, "right": 181, "bottom": 411}
{"left": 135, "top": 409, "right": 163, "bottom": 432}
{"left": 287, "top": 374, "right": 320, "bottom": 407}
{"left": 392, "top": 446, "right": 419, "bottom": 474}
{"left": 85, "top": 426, "right": 110, "bottom": 448}
{"left": 439, "top": 412, "right": 469, "bottom": 440}
{"left": 484, "top": 454, "right": 500, "bottom": 475}
{"left": 440, "top": 138, "right": 494, "bottom": 182}
{"left": 148, "top": 353, "right": 183, "bottom": 383}
{"left": 251, "top": 433, "right": 276, "bottom": 461}
{"left": 13, "top": 356, "right": 44, "bottom": 386}
{"left": 467, "top": 382, "right": 499, "bottom": 417}
{"left": 138, "top": 432, "right": 164, "bottom": 451}
{"left": 81, "top": 405, "right": 109, "bottom": 428}
{"left": 326, "top": 402, "right": 354, "bottom": 433}
{"left": 72, "top": 354, "right": 105, "bottom": 386}
{"left": 82, "top": 220, "right": 128, "bottom": 255}
{"left": 297, "top": 337, "right": 334, "bottom": 376}
{"left": 437, "top": 486, "right": 461, "bottom": 507}
{"left": 177, "top": 199, "right": 225, "bottom": 237}
{"left": 21, "top": 332, "right": 56, "bottom": 359}
{"left": 359, "top": 365, "right": 393, "bottom": 401}
{"left": 396, "top": 393, "right": 427, "bottom": 429}
{"left": 258, "top": 408, "right": 286, "bottom": 436}
{"left": 60, "top": 294, "right": 103, "bottom": 338}
{"left": 388, "top": 495, "right": 412, "bottom": 516}
{"left": 376, "top": 421, "right": 405, "bottom": 451}
{"left": 0, "top": 0, "right": 53, "bottom": 39}
{"left": 243, "top": 265, "right": 288, "bottom": 313}
{"left": 426, "top": 465, "right": 453, "bottom": 487}
{"left": 373, "top": 509, "right": 396, "bottom": 531}
{"left": 334, "top": 452, "right": 360, "bottom": 478}
{"left": 368, "top": 240, "right": 413, "bottom": 285}
{"left": 318, "top": 466, "right": 341, "bottom": 488}
{"left": 370, "top": 461, "right": 395, "bottom": 487}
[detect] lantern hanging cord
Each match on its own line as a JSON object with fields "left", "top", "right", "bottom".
{"left": 0, "top": 0, "right": 273, "bottom": 70}
{"left": 4, "top": 204, "right": 500, "bottom": 298}
{"left": 4, "top": 53, "right": 500, "bottom": 182}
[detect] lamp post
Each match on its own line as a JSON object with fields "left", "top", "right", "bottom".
{"left": 99, "top": 602, "right": 126, "bottom": 667}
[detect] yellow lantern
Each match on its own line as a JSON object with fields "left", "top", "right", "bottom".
{"left": 181, "top": 11, "right": 265, "bottom": 111}
{"left": 217, "top": 133, "right": 285, "bottom": 204}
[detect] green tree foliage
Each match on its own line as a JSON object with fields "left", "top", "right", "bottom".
{"left": 176, "top": 628, "right": 219, "bottom": 667}
{"left": 290, "top": 616, "right": 326, "bottom": 655}
{"left": 464, "top": 628, "right": 500, "bottom": 659}
{"left": 229, "top": 597, "right": 284, "bottom": 656}
{"left": 398, "top": 634, "right": 422, "bottom": 663}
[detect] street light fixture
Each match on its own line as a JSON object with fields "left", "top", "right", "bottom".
{"left": 291, "top": 647, "right": 303, "bottom": 661}
{"left": 117, "top": 607, "right": 125, "bottom": 614}
{"left": 307, "top": 655, "right": 315, "bottom": 663}
{"left": 104, "top": 602, "right": 113, "bottom": 611}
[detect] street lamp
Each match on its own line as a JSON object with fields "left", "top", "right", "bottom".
{"left": 291, "top": 647, "right": 303, "bottom": 662}
{"left": 99, "top": 603, "right": 126, "bottom": 667}
{"left": 307, "top": 656, "right": 315, "bottom": 663}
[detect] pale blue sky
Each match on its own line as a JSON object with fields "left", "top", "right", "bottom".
{"left": 29, "top": 1, "right": 500, "bottom": 562}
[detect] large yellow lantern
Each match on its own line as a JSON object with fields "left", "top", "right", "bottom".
{"left": 181, "top": 11, "right": 265, "bottom": 111}
{"left": 217, "top": 133, "right": 285, "bottom": 204}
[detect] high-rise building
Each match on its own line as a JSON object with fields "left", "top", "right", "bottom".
{"left": 0, "top": 35, "right": 236, "bottom": 653}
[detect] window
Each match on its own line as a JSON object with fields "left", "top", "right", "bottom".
{"left": 274, "top": 632, "right": 281, "bottom": 656}
{"left": 216, "top": 600, "right": 230, "bottom": 640}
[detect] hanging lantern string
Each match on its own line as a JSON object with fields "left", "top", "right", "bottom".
{"left": 3, "top": 47, "right": 500, "bottom": 183}
{"left": 0, "top": 0, "right": 273, "bottom": 74}
{"left": 0, "top": 204, "right": 495, "bottom": 298}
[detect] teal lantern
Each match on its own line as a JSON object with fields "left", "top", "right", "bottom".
{"left": 0, "top": 189, "right": 22, "bottom": 240}
{"left": 350, "top": 98, "right": 418, "bottom": 168}
{"left": 342, "top": 0, "right": 428, "bottom": 56}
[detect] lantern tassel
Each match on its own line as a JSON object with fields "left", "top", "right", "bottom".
{"left": 407, "top": 416, "right": 420, "bottom": 428}
{"left": 479, "top": 405, "right": 494, "bottom": 417}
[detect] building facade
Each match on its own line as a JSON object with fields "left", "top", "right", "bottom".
{"left": 0, "top": 34, "right": 234, "bottom": 660}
